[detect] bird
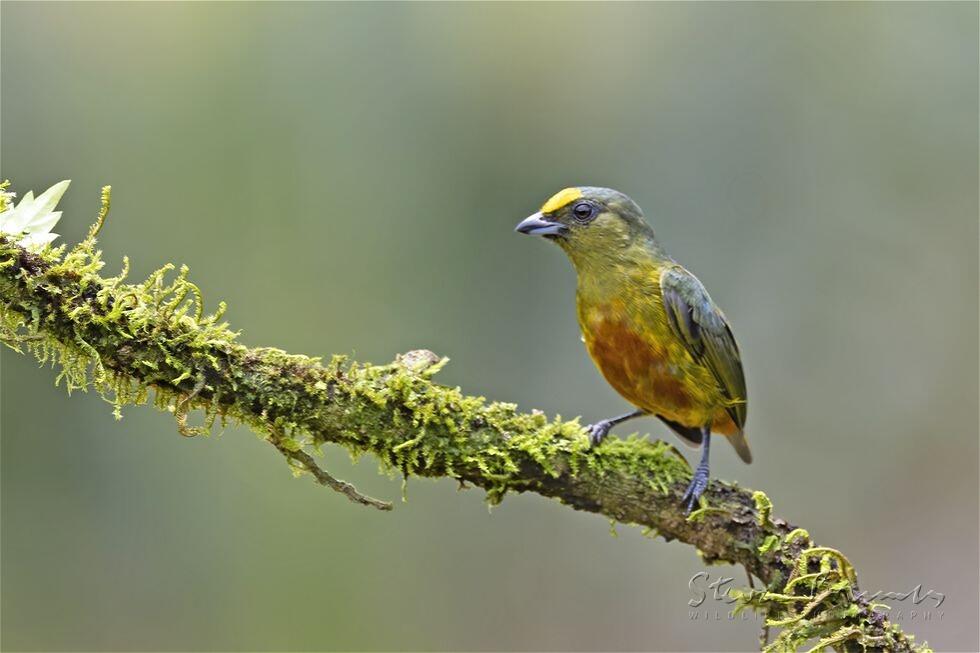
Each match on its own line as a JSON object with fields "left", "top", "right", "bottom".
{"left": 515, "top": 187, "right": 750, "bottom": 513}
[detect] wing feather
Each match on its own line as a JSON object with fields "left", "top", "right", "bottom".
{"left": 660, "top": 266, "right": 747, "bottom": 430}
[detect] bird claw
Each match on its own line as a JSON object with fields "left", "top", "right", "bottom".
{"left": 586, "top": 421, "right": 612, "bottom": 448}
{"left": 681, "top": 465, "right": 710, "bottom": 514}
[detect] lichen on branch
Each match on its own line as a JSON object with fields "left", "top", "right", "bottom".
{"left": 0, "top": 182, "right": 928, "bottom": 653}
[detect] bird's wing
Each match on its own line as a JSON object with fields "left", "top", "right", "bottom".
{"left": 659, "top": 265, "right": 747, "bottom": 430}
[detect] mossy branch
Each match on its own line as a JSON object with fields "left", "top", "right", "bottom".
{"left": 0, "top": 195, "right": 929, "bottom": 652}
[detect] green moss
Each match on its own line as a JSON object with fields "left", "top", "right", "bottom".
{"left": 0, "top": 180, "right": 12, "bottom": 212}
{"left": 740, "top": 543, "right": 907, "bottom": 651}
{"left": 757, "top": 534, "right": 779, "bottom": 555}
{"left": 784, "top": 528, "right": 810, "bottom": 545}
{"left": 753, "top": 490, "right": 773, "bottom": 527}
{"left": 686, "top": 506, "right": 729, "bottom": 523}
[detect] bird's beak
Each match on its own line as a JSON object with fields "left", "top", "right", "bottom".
{"left": 515, "top": 212, "right": 568, "bottom": 237}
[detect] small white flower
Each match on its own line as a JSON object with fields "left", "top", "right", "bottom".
{"left": 0, "top": 180, "right": 70, "bottom": 250}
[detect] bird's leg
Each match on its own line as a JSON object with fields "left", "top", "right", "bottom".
{"left": 586, "top": 409, "right": 645, "bottom": 447}
{"left": 681, "top": 426, "right": 711, "bottom": 514}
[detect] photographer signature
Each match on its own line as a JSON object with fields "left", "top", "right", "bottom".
{"left": 688, "top": 573, "right": 945, "bottom": 609}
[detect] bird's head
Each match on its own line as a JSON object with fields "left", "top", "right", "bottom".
{"left": 515, "top": 187, "right": 655, "bottom": 266}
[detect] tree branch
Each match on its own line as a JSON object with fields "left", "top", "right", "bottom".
{"left": 0, "top": 226, "right": 929, "bottom": 652}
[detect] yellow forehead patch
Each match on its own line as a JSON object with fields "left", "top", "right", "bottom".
{"left": 540, "top": 187, "right": 583, "bottom": 214}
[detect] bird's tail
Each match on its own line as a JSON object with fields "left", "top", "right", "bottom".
{"left": 727, "top": 430, "right": 753, "bottom": 464}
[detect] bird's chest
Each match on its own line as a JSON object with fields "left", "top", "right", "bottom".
{"left": 577, "top": 291, "right": 714, "bottom": 419}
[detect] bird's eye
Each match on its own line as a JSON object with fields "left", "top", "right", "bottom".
{"left": 572, "top": 202, "right": 595, "bottom": 223}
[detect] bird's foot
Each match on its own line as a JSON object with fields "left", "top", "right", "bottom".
{"left": 585, "top": 420, "right": 614, "bottom": 448}
{"left": 681, "top": 464, "right": 710, "bottom": 514}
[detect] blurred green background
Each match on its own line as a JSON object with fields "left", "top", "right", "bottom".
{"left": 2, "top": 2, "right": 977, "bottom": 651}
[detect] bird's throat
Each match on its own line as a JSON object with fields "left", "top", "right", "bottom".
{"left": 567, "top": 239, "right": 664, "bottom": 302}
